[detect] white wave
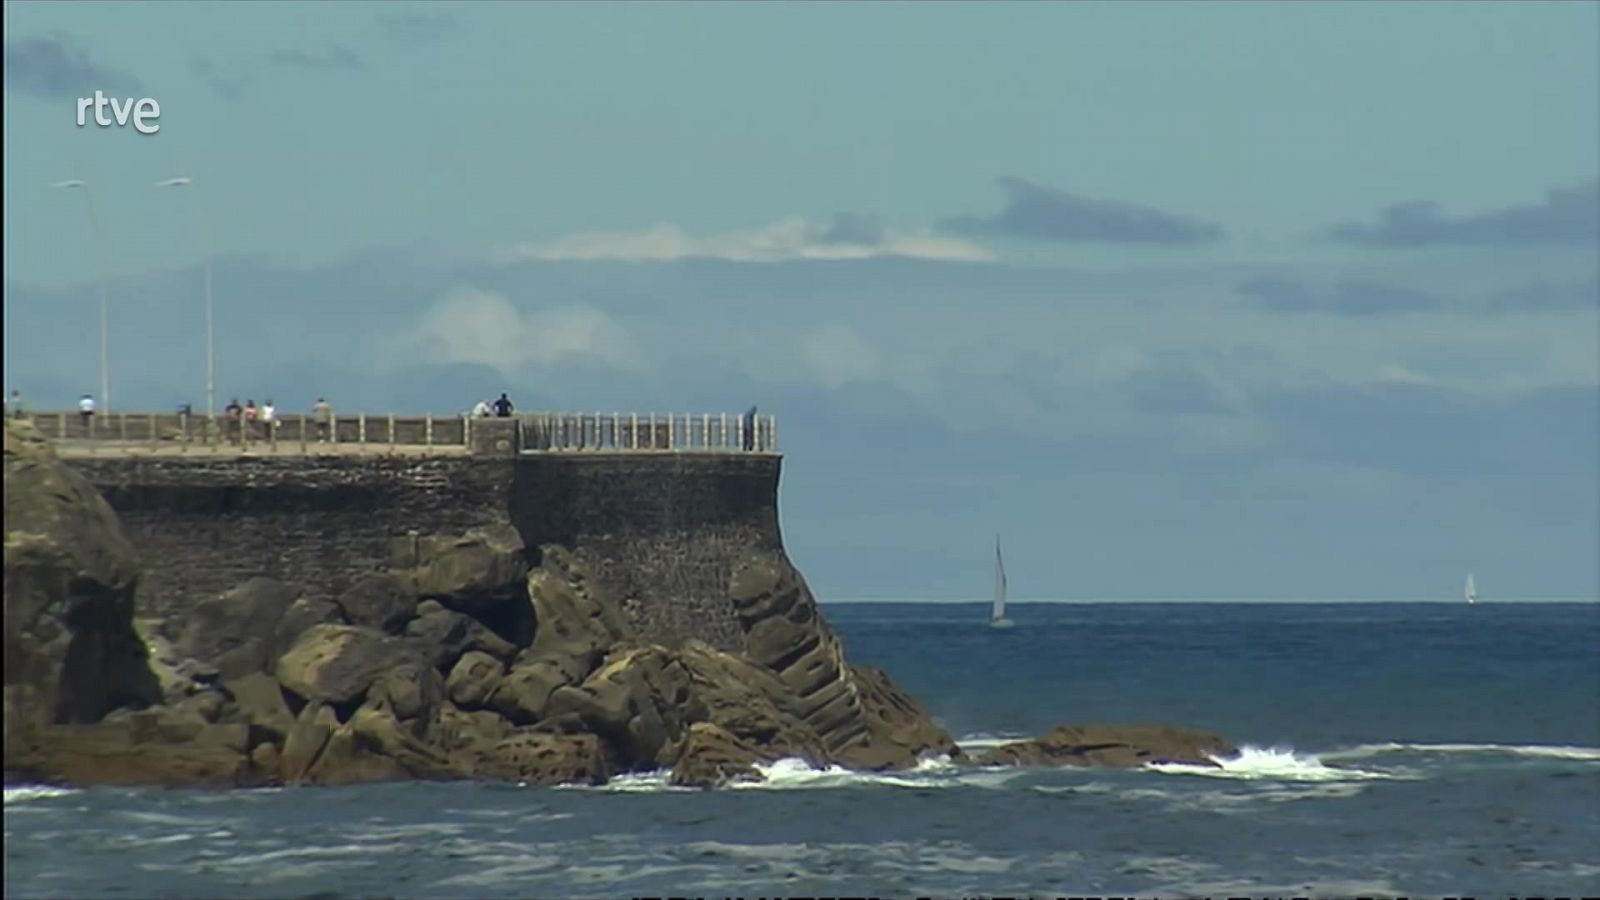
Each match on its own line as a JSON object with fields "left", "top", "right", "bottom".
{"left": 3, "top": 785, "right": 77, "bottom": 803}
{"left": 954, "top": 732, "right": 1029, "bottom": 753}
{"left": 1326, "top": 741, "right": 1600, "bottom": 762}
{"left": 563, "top": 753, "right": 1017, "bottom": 793}
{"left": 1147, "top": 744, "right": 1400, "bottom": 781}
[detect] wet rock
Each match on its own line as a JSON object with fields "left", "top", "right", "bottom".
{"left": 670, "top": 722, "right": 772, "bottom": 789}
{"left": 404, "top": 607, "right": 517, "bottom": 672}
{"left": 975, "top": 723, "right": 1239, "bottom": 769}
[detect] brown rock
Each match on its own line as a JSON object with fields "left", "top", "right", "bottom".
{"left": 274, "top": 624, "right": 418, "bottom": 706}
{"left": 175, "top": 577, "right": 297, "bottom": 680}
{"left": 669, "top": 722, "right": 772, "bottom": 789}
{"left": 400, "top": 524, "right": 527, "bottom": 617}
{"left": 335, "top": 573, "right": 417, "bottom": 634}
{"left": 976, "top": 723, "right": 1239, "bottom": 769}
{"left": 445, "top": 651, "right": 504, "bottom": 709}
{"left": 469, "top": 730, "right": 608, "bottom": 785}
{"left": 3, "top": 419, "right": 160, "bottom": 729}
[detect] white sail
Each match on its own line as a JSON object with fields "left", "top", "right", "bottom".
{"left": 1465, "top": 573, "right": 1477, "bottom": 604}
{"left": 991, "top": 536, "right": 1013, "bottom": 627}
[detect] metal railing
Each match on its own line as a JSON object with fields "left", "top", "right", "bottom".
{"left": 519, "top": 412, "right": 777, "bottom": 453}
{"left": 18, "top": 410, "right": 778, "bottom": 456}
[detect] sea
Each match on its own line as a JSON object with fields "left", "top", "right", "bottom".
{"left": 6, "top": 601, "right": 1599, "bottom": 900}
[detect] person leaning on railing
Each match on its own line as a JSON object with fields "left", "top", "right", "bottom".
{"left": 313, "top": 397, "right": 333, "bottom": 443}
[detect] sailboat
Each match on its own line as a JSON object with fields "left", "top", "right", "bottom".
{"left": 990, "top": 536, "right": 1014, "bottom": 629}
{"left": 1465, "top": 573, "right": 1477, "bottom": 605}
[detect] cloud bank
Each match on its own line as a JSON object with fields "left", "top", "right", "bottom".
{"left": 3, "top": 36, "right": 142, "bottom": 99}
{"left": 940, "top": 176, "right": 1225, "bottom": 245}
{"left": 1329, "top": 182, "right": 1600, "bottom": 247}
{"left": 499, "top": 216, "right": 994, "bottom": 264}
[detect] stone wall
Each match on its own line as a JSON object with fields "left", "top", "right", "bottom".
{"left": 61, "top": 451, "right": 786, "bottom": 651}
{"left": 512, "top": 454, "right": 784, "bottom": 651}
{"left": 65, "top": 456, "right": 516, "bottom": 622}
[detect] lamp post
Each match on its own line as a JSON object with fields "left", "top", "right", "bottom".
{"left": 50, "top": 179, "right": 111, "bottom": 413}
{"left": 155, "top": 177, "right": 215, "bottom": 417}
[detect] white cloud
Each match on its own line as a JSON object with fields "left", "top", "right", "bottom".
{"left": 381, "top": 287, "right": 638, "bottom": 375}
{"left": 497, "top": 217, "right": 994, "bottom": 264}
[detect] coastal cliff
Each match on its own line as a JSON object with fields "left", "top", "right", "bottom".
{"left": 3, "top": 419, "right": 1234, "bottom": 788}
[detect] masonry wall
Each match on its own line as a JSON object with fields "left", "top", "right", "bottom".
{"left": 512, "top": 453, "right": 784, "bottom": 651}
{"left": 66, "top": 456, "right": 516, "bottom": 622}
{"left": 62, "top": 452, "right": 785, "bottom": 651}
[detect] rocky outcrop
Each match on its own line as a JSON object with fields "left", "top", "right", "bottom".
{"left": 975, "top": 723, "right": 1239, "bottom": 769}
{"left": 3, "top": 420, "right": 160, "bottom": 747}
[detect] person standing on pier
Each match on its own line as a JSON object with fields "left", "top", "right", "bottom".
{"left": 313, "top": 397, "right": 333, "bottom": 443}
{"left": 225, "top": 398, "right": 243, "bottom": 444}
{"left": 78, "top": 393, "right": 96, "bottom": 435}
{"left": 742, "top": 404, "right": 758, "bottom": 451}
{"left": 8, "top": 389, "right": 23, "bottom": 420}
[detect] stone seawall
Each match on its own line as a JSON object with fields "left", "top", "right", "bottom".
{"left": 513, "top": 454, "right": 783, "bottom": 652}
{"left": 61, "top": 453, "right": 786, "bottom": 649}
{"left": 64, "top": 456, "right": 517, "bottom": 623}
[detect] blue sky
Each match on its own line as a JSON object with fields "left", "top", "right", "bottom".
{"left": 4, "top": 1, "right": 1597, "bottom": 599}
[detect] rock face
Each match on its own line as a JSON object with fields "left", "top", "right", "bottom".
{"left": 975, "top": 723, "right": 1239, "bottom": 769}
{"left": 4, "top": 417, "right": 1235, "bottom": 789}
{"left": 3, "top": 420, "right": 160, "bottom": 743}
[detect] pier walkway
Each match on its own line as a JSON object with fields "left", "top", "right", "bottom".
{"left": 17, "top": 410, "right": 778, "bottom": 459}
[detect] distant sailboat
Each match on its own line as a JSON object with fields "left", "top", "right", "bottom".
{"left": 991, "top": 536, "right": 1014, "bottom": 629}
{"left": 1465, "top": 573, "right": 1477, "bottom": 605}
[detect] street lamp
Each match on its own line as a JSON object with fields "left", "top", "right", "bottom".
{"left": 155, "top": 176, "right": 215, "bottom": 417}
{"left": 50, "top": 179, "right": 112, "bottom": 414}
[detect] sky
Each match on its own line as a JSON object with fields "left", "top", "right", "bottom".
{"left": 3, "top": 1, "right": 1597, "bottom": 600}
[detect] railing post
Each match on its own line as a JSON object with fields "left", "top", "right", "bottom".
{"left": 180, "top": 413, "right": 190, "bottom": 453}
{"left": 300, "top": 415, "right": 308, "bottom": 453}
{"left": 630, "top": 413, "right": 638, "bottom": 450}
{"left": 389, "top": 414, "right": 396, "bottom": 454}
{"left": 358, "top": 414, "right": 367, "bottom": 450}
{"left": 149, "top": 413, "right": 158, "bottom": 450}
{"left": 425, "top": 415, "right": 433, "bottom": 452}
{"left": 119, "top": 412, "right": 127, "bottom": 441}
{"left": 648, "top": 413, "right": 656, "bottom": 450}
{"left": 735, "top": 415, "right": 744, "bottom": 453}
{"left": 718, "top": 413, "right": 727, "bottom": 450}
{"left": 269, "top": 414, "right": 278, "bottom": 452}
{"left": 702, "top": 414, "right": 709, "bottom": 450}
{"left": 770, "top": 415, "right": 778, "bottom": 453}
{"left": 668, "top": 413, "right": 676, "bottom": 451}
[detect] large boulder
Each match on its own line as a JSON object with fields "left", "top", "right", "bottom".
{"left": 670, "top": 721, "right": 774, "bottom": 789}
{"left": 3, "top": 419, "right": 160, "bottom": 737}
{"left": 543, "top": 645, "right": 695, "bottom": 770}
{"left": 274, "top": 624, "right": 419, "bottom": 706}
{"left": 446, "top": 650, "right": 505, "bottom": 709}
{"left": 396, "top": 525, "right": 527, "bottom": 617}
{"left": 404, "top": 604, "right": 517, "bottom": 672}
{"left": 975, "top": 723, "right": 1239, "bottom": 769}
{"left": 175, "top": 577, "right": 297, "bottom": 680}
{"left": 335, "top": 574, "right": 416, "bottom": 634}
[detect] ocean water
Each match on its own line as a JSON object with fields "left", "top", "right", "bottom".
{"left": 7, "top": 601, "right": 1599, "bottom": 899}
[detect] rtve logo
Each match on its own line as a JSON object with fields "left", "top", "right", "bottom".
{"left": 76, "top": 91, "right": 162, "bottom": 135}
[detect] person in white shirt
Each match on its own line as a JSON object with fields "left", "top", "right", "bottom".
{"left": 261, "top": 399, "right": 277, "bottom": 432}
{"left": 472, "top": 399, "right": 492, "bottom": 418}
{"left": 78, "top": 393, "right": 96, "bottom": 434}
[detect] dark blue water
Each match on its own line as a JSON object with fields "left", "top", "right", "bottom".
{"left": 8, "top": 602, "right": 1599, "bottom": 899}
